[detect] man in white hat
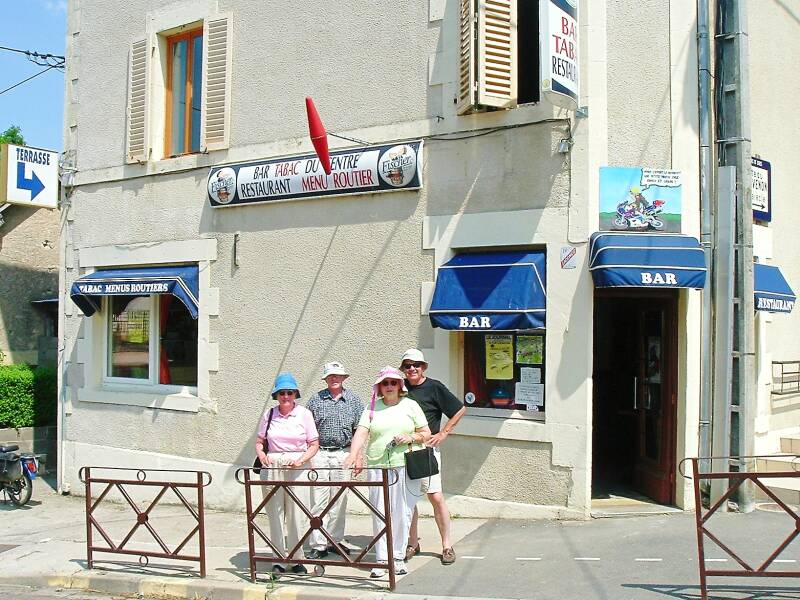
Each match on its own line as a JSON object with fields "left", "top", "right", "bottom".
{"left": 400, "top": 348, "right": 465, "bottom": 565}
{"left": 306, "top": 361, "right": 364, "bottom": 559}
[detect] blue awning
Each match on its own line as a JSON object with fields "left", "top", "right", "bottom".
{"left": 70, "top": 265, "right": 199, "bottom": 319}
{"left": 589, "top": 232, "right": 707, "bottom": 289}
{"left": 429, "top": 251, "right": 546, "bottom": 330}
{"left": 755, "top": 263, "right": 795, "bottom": 313}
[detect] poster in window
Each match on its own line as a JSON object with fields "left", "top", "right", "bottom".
{"left": 647, "top": 336, "right": 661, "bottom": 384}
{"left": 485, "top": 334, "right": 514, "bottom": 380}
{"left": 516, "top": 335, "right": 543, "bottom": 365}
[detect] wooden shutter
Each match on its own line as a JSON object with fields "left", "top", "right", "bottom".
{"left": 457, "top": 0, "right": 518, "bottom": 115}
{"left": 126, "top": 39, "right": 150, "bottom": 163}
{"left": 201, "top": 14, "right": 232, "bottom": 151}
{"left": 477, "top": 0, "right": 517, "bottom": 109}
{"left": 456, "top": 0, "right": 477, "bottom": 115}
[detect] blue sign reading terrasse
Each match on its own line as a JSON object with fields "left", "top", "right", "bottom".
{"left": 207, "top": 141, "right": 423, "bottom": 208}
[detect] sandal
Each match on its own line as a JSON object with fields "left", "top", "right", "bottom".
{"left": 404, "top": 543, "right": 421, "bottom": 561}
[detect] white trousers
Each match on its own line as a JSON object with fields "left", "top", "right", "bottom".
{"left": 260, "top": 452, "right": 310, "bottom": 567}
{"left": 309, "top": 448, "right": 350, "bottom": 551}
{"left": 368, "top": 467, "right": 422, "bottom": 564}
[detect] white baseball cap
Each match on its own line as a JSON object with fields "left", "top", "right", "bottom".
{"left": 322, "top": 361, "right": 349, "bottom": 379}
{"left": 400, "top": 348, "right": 427, "bottom": 365}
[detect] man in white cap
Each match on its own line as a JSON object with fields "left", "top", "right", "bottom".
{"left": 401, "top": 348, "right": 465, "bottom": 565}
{"left": 306, "top": 361, "right": 364, "bottom": 559}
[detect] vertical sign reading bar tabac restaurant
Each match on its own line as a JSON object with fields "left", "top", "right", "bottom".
{"left": 540, "top": 0, "right": 579, "bottom": 110}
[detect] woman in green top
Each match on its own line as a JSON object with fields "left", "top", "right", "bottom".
{"left": 344, "top": 365, "right": 431, "bottom": 578}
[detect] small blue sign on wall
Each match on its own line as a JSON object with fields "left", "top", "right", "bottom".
{"left": 752, "top": 157, "right": 771, "bottom": 222}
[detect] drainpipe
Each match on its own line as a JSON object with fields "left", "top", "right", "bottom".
{"left": 697, "top": 0, "right": 714, "bottom": 477}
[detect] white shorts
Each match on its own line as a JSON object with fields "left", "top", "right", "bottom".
{"left": 419, "top": 446, "right": 443, "bottom": 495}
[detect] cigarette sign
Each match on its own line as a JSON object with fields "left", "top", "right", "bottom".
{"left": 0, "top": 144, "right": 59, "bottom": 209}
{"left": 560, "top": 245, "right": 577, "bottom": 269}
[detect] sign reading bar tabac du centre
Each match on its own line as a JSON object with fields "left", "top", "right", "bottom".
{"left": 207, "top": 140, "right": 423, "bottom": 208}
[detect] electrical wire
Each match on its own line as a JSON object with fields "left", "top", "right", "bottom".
{"left": 0, "top": 45, "right": 65, "bottom": 70}
{"left": 0, "top": 64, "right": 59, "bottom": 96}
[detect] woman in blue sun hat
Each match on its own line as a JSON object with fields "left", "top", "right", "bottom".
{"left": 255, "top": 372, "right": 319, "bottom": 576}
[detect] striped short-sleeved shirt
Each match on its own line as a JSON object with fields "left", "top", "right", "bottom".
{"left": 306, "top": 388, "right": 364, "bottom": 448}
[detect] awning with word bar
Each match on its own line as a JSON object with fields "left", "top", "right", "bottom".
{"left": 589, "top": 232, "right": 707, "bottom": 289}
{"left": 429, "top": 251, "right": 546, "bottom": 330}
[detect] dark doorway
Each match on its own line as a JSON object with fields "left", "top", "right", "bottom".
{"left": 592, "top": 290, "right": 678, "bottom": 505}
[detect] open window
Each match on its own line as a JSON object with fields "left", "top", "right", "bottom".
{"left": 457, "top": 0, "right": 540, "bottom": 115}
{"left": 106, "top": 294, "right": 198, "bottom": 387}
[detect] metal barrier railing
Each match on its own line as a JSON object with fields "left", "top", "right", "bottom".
{"left": 236, "top": 466, "right": 399, "bottom": 590}
{"left": 772, "top": 360, "right": 800, "bottom": 395}
{"left": 683, "top": 456, "right": 800, "bottom": 600}
{"left": 79, "top": 467, "right": 212, "bottom": 576}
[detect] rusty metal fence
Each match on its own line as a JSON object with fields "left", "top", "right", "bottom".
{"left": 236, "top": 466, "right": 399, "bottom": 590}
{"left": 685, "top": 456, "right": 800, "bottom": 600}
{"left": 79, "top": 467, "right": 212, "bottom": 576}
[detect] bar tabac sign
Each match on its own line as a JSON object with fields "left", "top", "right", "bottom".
{"left": 207, "top": 141, "right": 423, "bottom": 208}
{"left": 540, "top": 0, "right": 579, "bottom": 110}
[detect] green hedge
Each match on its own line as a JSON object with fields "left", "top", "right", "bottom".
{"left": 0, "top": 365, "right": 58, "bottom": 429}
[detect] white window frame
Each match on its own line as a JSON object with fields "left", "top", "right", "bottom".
{"left": 102, "top": 294, "right": 198, "bottom": 394}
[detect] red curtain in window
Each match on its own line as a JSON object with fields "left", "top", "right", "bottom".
{"left": 159, "top": 295, "right": 172, "bottom": 384}
{"left": 464, "top": 333, "right": 490, "bottom": 407}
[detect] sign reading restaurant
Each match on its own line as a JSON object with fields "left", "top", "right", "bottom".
{"left": 207, "top": 141, "right": 423, "bottom": 208}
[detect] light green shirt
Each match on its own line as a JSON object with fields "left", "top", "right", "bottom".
{"left": 357, "top": 396, "right": 428, "bottom": 467}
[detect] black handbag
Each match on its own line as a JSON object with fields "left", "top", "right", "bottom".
{"left": 252, "top": 408, "right": 274, "bottom": 474}
{"left": 404, "top": 446, "right": 439, "bottom": 480}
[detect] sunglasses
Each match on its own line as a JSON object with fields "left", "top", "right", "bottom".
{"left": 380, "top": 379, "right": 401, "bottom": 387}
{"left": 401, "top": 362, "right": 423, "bottom": 370}
{"left": 277, "top": 390, "right": 296, "bottom": 397}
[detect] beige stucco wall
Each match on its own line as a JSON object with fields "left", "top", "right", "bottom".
{"left": 0, "top": 205, "right": 59, "bottom": 365}
{"left": 748, "top": 1, "right": 800, "bottom": 451}
{"left": 60, "top": 0, "right": 706, "bottom": 516}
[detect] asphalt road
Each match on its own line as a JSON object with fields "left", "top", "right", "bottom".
{"left": 396, "top": 510, "right": 800, "bottom": 599}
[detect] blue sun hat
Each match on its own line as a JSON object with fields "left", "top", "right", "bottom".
{"left": 271, "top": 372, "right": 301, "bottom": 399}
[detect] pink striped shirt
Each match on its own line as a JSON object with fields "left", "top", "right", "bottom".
{"left": 257, "top": 404, "right": 319, "bottom": 452}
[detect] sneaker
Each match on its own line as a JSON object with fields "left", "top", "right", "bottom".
{"left": 306, "top": 549, "right": 328, "bottom": 559}
{"left": 291, "top": 564, "right": 308, "bottom": 574}
{"left": 327, "top": 544, "right": 351, "bottom": 556}
{"left": 393, "top": 561, "right": 408, "bottom": 575}
{"left": 404, "top": 544, "right": 420, "bottom": 561}
{"left": 441, "top": 547, "right": 456, "bottom": 565}
{"left": 271, "top": 564, "right": 286, "bottom": 578}
{"left": 370, "top": 568, "right": 386, "bottom": 578}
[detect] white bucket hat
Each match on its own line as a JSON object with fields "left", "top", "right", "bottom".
{"left": 322, "top": 361, "right": 349, "bottom": 379}
{"left": 400, "top": 348, "right": 427, "bottom": 366}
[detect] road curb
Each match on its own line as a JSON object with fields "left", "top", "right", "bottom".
{"left": 0, "top": 573, "right": 360, "bottom": 600}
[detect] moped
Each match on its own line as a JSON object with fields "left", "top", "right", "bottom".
{"left": 0, "top": 444, "right": 38, "bottom": 506}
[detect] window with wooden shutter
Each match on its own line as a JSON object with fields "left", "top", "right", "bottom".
{"left": 126, "top": 39, "right": 150, "bottom": 163}
{"left": 201, "top": 14, "right": 232, "bottom": 151}
{"left": 457, "top": 0, "right": 518, "bottom": 115}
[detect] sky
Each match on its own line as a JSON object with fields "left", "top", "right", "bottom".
{"left": 0, "top": 1, "right": 67, "bottom": 152}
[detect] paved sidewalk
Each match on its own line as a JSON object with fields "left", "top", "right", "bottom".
{"left": 2, "top": 478, "right": 799, "bottom": 599}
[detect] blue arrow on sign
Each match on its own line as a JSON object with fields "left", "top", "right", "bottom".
{"left": 17, "top": 161, "right": 45, "bottom": 201}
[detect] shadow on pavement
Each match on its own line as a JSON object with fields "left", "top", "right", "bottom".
{"left": 622, "top": 583, "right": 800, "bottom": 599}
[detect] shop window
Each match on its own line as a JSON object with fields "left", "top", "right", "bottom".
{"left": 456, "top": 0, "right": 540, "bottom": 115}
{"left": 464, "top": 331, "right": 545, "bottom": 412}
{"left": 106, "top": 295, "right": 197, "bottom": 387}
{"left": 165, "top": 28, "right": 203, "bottom": 156}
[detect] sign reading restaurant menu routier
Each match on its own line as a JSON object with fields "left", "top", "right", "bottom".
{"left": 207, "top": 141, "right": 423, "bottom": 208}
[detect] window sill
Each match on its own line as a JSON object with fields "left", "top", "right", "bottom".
{"left": 449, "top": 410, "right": 549, "bottom": 443}
{"left": 77, "top": 386, "right": 200, "bottom": 413}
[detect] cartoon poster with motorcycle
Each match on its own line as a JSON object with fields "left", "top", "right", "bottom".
{"left": 599, "top": 167, "right": 682, "bottom": 232}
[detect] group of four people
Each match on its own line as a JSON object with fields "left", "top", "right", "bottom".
{"left": 254, "top": 349, "right": 465, "bottom": 578}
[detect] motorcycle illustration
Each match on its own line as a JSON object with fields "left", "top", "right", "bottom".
{"left": 0, "top": 444, "right": 39, "bottom": 506}
{"left": 614, "top": 199, "right": 665, "bottom": 230}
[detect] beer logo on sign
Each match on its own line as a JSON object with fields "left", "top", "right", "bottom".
{"left": 378, "top": 145, "right": 416, "bottom": 187}
{"left": 209, "top": 168, "right": 237, "bottom": 204}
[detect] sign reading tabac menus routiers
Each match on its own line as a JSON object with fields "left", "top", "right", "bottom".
{"left": 207, "top": 141, "right": 423, "bottom": 208}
